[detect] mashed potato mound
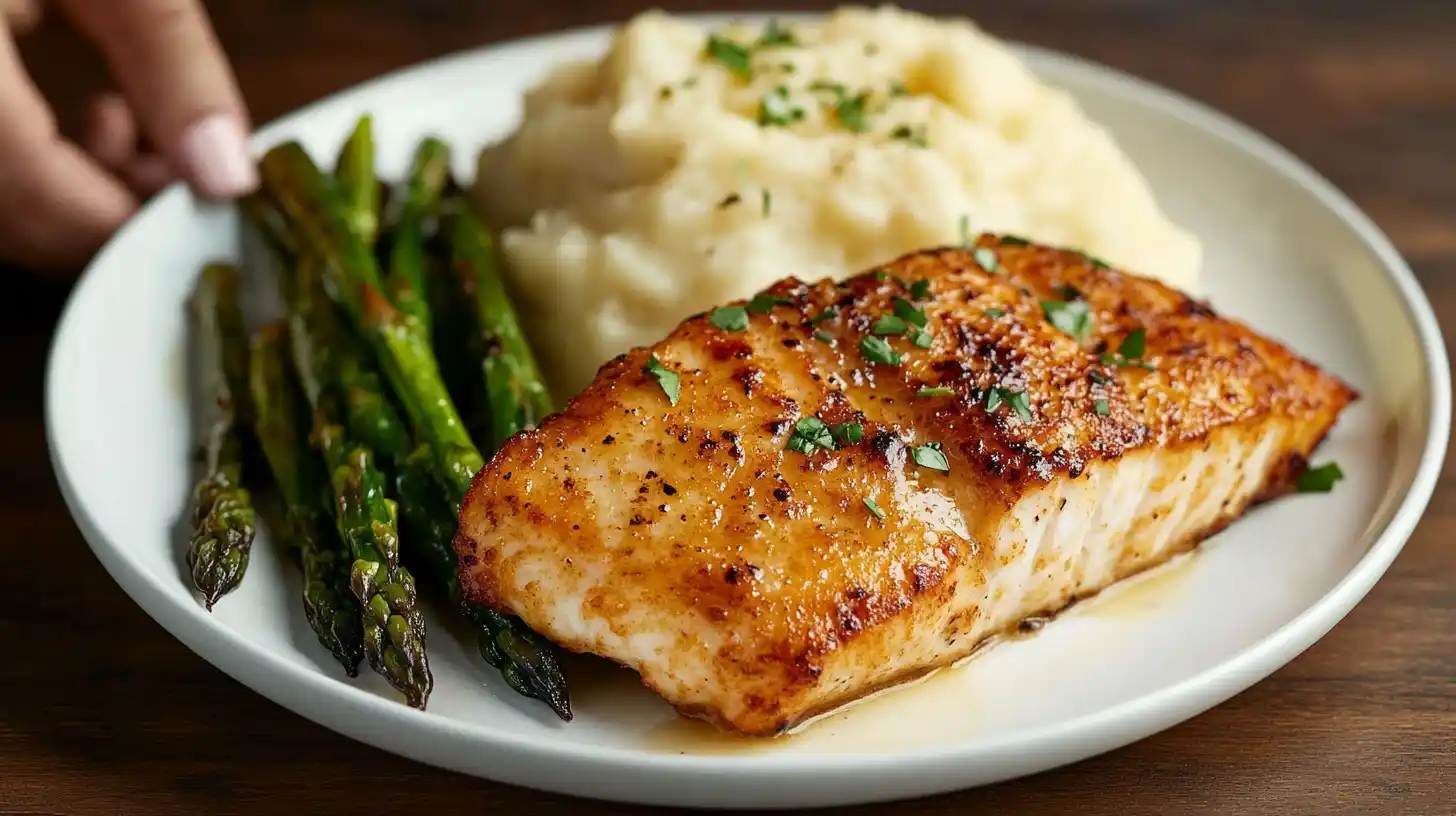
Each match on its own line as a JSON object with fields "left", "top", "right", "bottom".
{"left": 474, "top": 6, "right": 1203, "bottom": 399}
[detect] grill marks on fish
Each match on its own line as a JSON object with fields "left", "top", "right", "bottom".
{"left": 454, "top": 237, "right": 1357, "bottom": 736}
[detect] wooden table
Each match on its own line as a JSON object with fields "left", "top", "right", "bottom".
{"left": 3, "top": 1, "right": 1452, "bottom": 813}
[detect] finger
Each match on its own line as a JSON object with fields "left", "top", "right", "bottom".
{"left": 83, "top": 93, "right": 135, "bottom": 168}
{"left": 119, "top": 153, "right": 174, "bottom": 198}
{"left": 0, "top": 18, "right": 136, "bottom": 269}
{"left": 57, "top": 0, "right": 256, "bottom": 200}
{"left": 3, "top": 0, "right": 42, "bottom": 35}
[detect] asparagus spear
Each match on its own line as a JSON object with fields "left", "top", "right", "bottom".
{"left": 257, "top": 141, "right": 482, "bottom": 506}
{"left": 248, "top": 321, "right": 366, "bottom": 677}
{"left": 335, "top": 114, "right": 380, "bottom": 247}
{"left": 291, "top": 258, "right": 433, "bottom": 708}
{"left": 242, "top": 195, "right": 412, "bottom": 467}
{"left": 394, "top": 444, "right": 572, "bottom": 721}
{"left": 446, "top": 197, "right": 554, "bottom": 453}
{"left": 387, "top": 137, "right": 453, "bottom": 332}
{"left": 185, "top": 263, "right": 257, "bottom": 610}
{"left": 258, "top": 142, "right": 569, "bottom": 713}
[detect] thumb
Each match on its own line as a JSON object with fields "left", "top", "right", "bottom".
{"left": 57, "top": 0, "right": 257, "bottom": 200}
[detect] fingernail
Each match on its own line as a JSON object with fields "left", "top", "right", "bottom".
{"left": 179, "top": 112, "right": 257, "bottom": 199}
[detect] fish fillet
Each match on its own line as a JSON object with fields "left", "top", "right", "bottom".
{"left": 454, "top": 236, "right": 1357, "bottom": 736}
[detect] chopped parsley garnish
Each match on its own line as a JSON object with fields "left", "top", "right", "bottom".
{"left": 746, "top": 292, "right": 793, "bottom": 314}
{"left": 872, "top": 315, "right": 908, "bottom": 335}
{"left": 786, "top": 416, "right": 836, "bottom": 455}
{"left": 986, "top": 387, "right": 1033, "bottom": 421}
{"left": 813, "top": 330, "right": 835, "bottom": 344}
{"left": 1041, "top": 298, "right": 1094, "bottom": 344}
{"left": 910, "top": 442, "right": 949, "bottom": 472}
{"left": 718, "top": 192, "right": 742, "bottom": 208}
{"left": 873, "top": 270, "right": 889, "bottom": 282}
{"left": 1054, "top": 283, "right": 1083, "bottom": 300}
{"left": 762, "top": 188, "right": 773, "bottom": 216}
{"left": 889, "top": 123, "right": 928, "bottom": 148}
{"left": 860, "top": 335, "right": 903, "bottom": 365}
{"left": 1088, "top": 369, "right": 1113, "bottom": 385}
{"left": 907, "top": 279, "right": 933, "bottom": 300}
{"left": 909, "top": 328, "right": 934, "bottom": 348}
{"left": 1297, "top": 461, "right": 1344, "bottom": 493}
{"left": 999, "top": 234, "right": 1031, "bottom": 247}
{"left": 709, "top": 306, "right": 749, "bottom": 332}
{"left": 758, "top": 85, "right": 805, "bottom": 127}
{"left": 888, "top": 79, "right": 909, "bottom": 97}
{"left": 756, "top": 18, "right": 798, "bottom": 48}
{"left": 959, "top": 214, "right": 973, "bottom": 247}
{"left": 642, "top": 355, "right": 680, "bottom": 406}
{"left": 1117, "top": 327, "right": 1146, "bottom": 359}
{"left": 834, "top": 90, "right": 872, "bottom": 133}
{"left": 779, "top": 62, "right": 797, "bottom": 74}
{"left": 863, "top": 497, "right": 886, "bottom": 520}
{"left": 984, "top": 308, "right": 1006, "bottom": 319}
{"left": 812, "top": 307, "right": 838, "bottom": 325}
{"left": 808, "top": 79, "right": 847, "bottom": 96}
{"left": 916, "top": 387, "right": 954, "bottom": 397}
{"left": 830, "top": 422, "right": 864, "bottom": 445}
{"left": 704, "top": 35, "right": 754, "bottom": 81}
{"left": 892, "top": 297, "right": 928, "bottom": 328}
{"left": 1078, "top": 251, "right": 1112, "bottom": 270}
{"left": 973, "top": 247, "right": 999, "bottom": 274}
{"left": 1094, "top": 398, "right": 1110, "bottom": 416}
{"left": 1101, "top": 327, "right": 1154, "bottom": 369}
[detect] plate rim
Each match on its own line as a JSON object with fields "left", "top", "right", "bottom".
{"left": 42, "top": 12, "right": 1452, "bottom": 806}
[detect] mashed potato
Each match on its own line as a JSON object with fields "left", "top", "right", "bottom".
{"left": 474, "top": 5, "right": 1202, "bottom": 399}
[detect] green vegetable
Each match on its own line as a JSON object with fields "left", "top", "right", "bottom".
{"left": 916, "top": 387, "right": 954, "bottom": 397}
{"left": 786, "top": 416, "right": 835, "bottom": 454}
{"left": 247, "top": 321, "right": 365, "bottom": 677}
{"left": 1101, "top": 327, "right": 1155, "bottom": 370}
{"left": 1094, "top": 399, "right": 1110, "bottom": 416}
{"left": 705, "top": 34, "right": 753, "bottom": 81}
{"left": 757, "top": 19, "right": 798, "bottom": 47}
{"left": 1297, "top": 461, "right": 1344, "bottom": 493}
{"left": 1042, "top": 298, "right": 1094, "bottom": 344}
{"left": 257, "top": 141, "right": 483, "bottom": 506}
{"left": 184, "top": 262, "right": 257, "bottom": 611}
{"left": 811, "top": 307, "right": 838, "bottom": 325}
{"left": 907, "top": 279, "right": 932, "bottom": 301}
{"left": 386, "top": 136, "right": 453, "bottom": 332}
{"left": 710, "top": 306, "right": 749, "bottom": 331}
{"left": 643, "top": 355, "right": 680, "bottom": 406}
{"left": 889, "top": 123, "right": 928, "bottom": 148}
{"left": 892, "top": 297, "right": 928, "bottom": 328}
{"left": 746, "top": 292, "right": 793, "bottom": 313}
{"left": 863, "top": 498, "right": 886, "bottom": 520}
{"left": 986, "top": 387, "right": 1034, "bottom": 421}
{"left": 872, "top": 315, "right": 908, "bottom": 335}
{"left": 448, "top": 197, "right": 556, "bottom": 456}
{"left": 860, "top": 335, "right": 903, "bottom": 365}
{"left": 910, "top": 443, "right": 949, "bottom": 472}
{"left": 974, "top": 247, "right": 999, "bottom": 274}
{"left": 830, "top": 422, "right": 863, "bottom": 445}
{"left": 334, "top": 115, "right": 380, "bottom": 247}
{"left": 758, "top": 85, "right": 805, "bottom": 127}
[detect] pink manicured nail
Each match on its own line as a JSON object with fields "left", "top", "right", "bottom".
{"left": 179, "top": 113, "right": 257, "bottom": 199}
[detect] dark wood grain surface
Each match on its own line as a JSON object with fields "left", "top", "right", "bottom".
{"left": 3, "top": 1, "right": 1452, "bottom": 813}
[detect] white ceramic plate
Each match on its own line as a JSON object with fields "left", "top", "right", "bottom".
{"left": 44, "top": 14, "right": 1450, "bottom": 810}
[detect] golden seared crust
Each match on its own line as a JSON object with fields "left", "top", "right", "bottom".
{"left": 454, "top": 235, "right": 1358, "bottom": 733}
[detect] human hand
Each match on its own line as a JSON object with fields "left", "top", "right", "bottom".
{"left": 1, "top": 0, "right": 255, "bottom": 271}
